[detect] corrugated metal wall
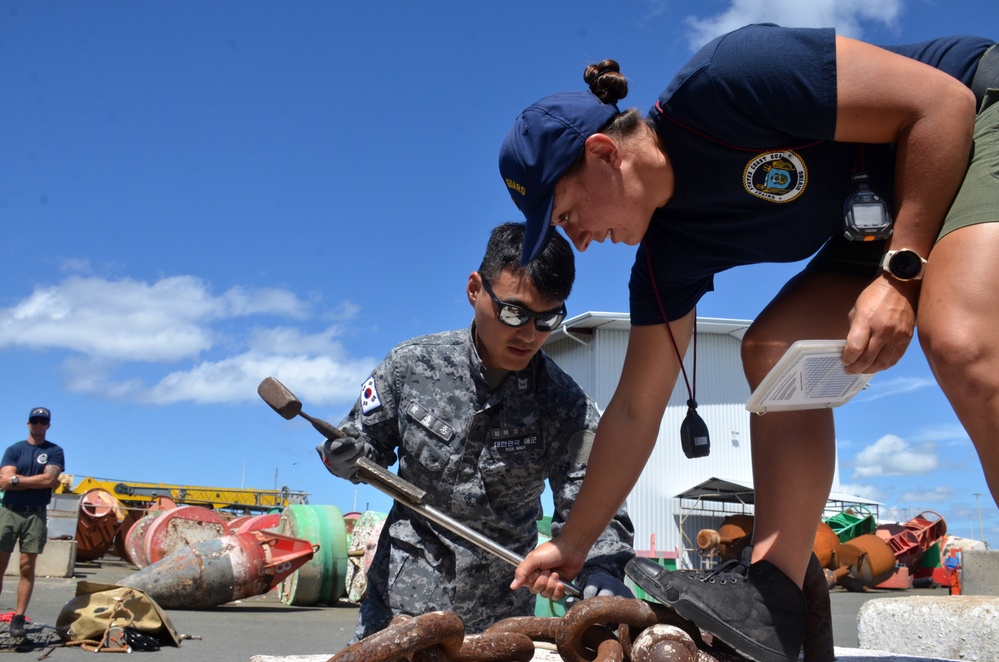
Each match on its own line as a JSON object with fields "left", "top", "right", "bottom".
{"left": 545, "top": 322, "right": 756, "bottom": 568}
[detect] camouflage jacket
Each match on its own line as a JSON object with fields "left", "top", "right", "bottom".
{"left": 342, "top": 326, "right": 634, "bottom": 635}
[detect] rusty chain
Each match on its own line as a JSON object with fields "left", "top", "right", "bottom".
{"left": 325, "top": 594, "right": 763, "bottom": 662}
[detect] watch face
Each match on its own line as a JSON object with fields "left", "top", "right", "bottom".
{"left": 890, "top": 250, "right": 924, "bottom": 279}
{"left": 853, "top": 203, "right": 890, "bottom": 228}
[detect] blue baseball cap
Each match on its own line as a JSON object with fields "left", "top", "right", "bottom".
{"left": 499, "top": 91, "right": 619, "bottom": 265}
{"left": 29, "top": 407, "right": 51, "bottom": 421}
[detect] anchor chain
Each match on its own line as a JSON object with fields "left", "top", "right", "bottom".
{"left": 326, "top": 611, "right": 463, "bottom": 662}
{"left": 454, "top": 632, "right": 535, "bottom": 662}
{"left": 631, "top": 624, "right": 700, "bottom": 662}
{"left": 327, "top": 594, "right": 801, "bottom": 661}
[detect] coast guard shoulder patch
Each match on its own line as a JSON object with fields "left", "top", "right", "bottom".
{"left": 360, "top": 376, "right": 382, "bottom": 414}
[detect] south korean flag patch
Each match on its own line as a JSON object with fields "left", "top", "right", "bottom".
{"left": 360, "top": 375, "right": 382, "bottom": 414}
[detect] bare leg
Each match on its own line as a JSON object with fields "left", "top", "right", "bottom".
{"left": 918, "top": 223, "right": 999, "bottom": 508}
{"left": 0, "top": 552, "right": 8, "bottom": 599}
{"left": 17, "top": 554, "right": 36, "bottom": 615}
{"left": 741, "top": 271, "right": 869, "bottom": 587}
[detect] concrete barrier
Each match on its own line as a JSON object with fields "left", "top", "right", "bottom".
{"left": 3, "top": 538, "right": 76, "bottom": 578}
{"left": 960, "top": 549, "right": 999, "bottom": 596}
{"left": 858, "top": 595, "right": 999, "bottom": 660}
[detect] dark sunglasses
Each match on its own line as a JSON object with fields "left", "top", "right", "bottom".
{"left": 29, "top": 418, "right": 49, "bottom": 425}
{"left": 479, "top": 273, "right": 567, "bottom": 332}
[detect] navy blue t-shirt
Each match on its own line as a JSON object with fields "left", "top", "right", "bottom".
{"left": 1, "top": 440, "right": 65, "bottom": 507}
{"left": 630, "top": 24, "right": 993, "bottom": 324}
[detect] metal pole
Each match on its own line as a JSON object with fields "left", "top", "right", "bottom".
{"left": 974, "top": 493, "right": 985, "bottom": 542}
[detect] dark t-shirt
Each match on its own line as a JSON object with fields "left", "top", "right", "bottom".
{"left": 630, "top": 24, "right": 993, "bottom": 324}
{"left": 1, "top": 440, "right": 65, "bottom": 507}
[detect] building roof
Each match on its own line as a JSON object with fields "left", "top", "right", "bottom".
{"left": 545, "top": 312, "right": 751, "bottom": 347}
{"left": 676, "top": 476, "right": 882, "bottom": 507}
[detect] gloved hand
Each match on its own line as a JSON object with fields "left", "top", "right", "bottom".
{"left": 578, "top": 567, "right": 635, "bottom": 600}
{"left": 315, "top": 430, "right": 366, "bottom": 483}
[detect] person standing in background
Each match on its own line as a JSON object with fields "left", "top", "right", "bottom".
{"left": 0, "top": 407, "right": 65, "bottom": 638}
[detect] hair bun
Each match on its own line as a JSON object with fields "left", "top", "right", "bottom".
{"left": 583, "top": 59, "right": 628, "bottom": 105}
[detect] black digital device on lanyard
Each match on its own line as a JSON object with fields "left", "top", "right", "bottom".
{"left": 843, "top": 173, "right": 893, "bottom": 241}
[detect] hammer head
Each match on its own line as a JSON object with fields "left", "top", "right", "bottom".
{"left": 258, "top": 376, "right": 303, "bottom": 420}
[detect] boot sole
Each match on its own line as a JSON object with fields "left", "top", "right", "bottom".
{"left": 627, "top": 558, "right": 800, "bottom": 662}
{"left": 667, "top": 596, "right": 799, "bottom": 662}
{"left": 624, "top": 558, "right": 699, "bottom": 601}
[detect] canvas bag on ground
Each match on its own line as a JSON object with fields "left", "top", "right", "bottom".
{"left": 55, "top": 581, "right": 181, "bottom": 646}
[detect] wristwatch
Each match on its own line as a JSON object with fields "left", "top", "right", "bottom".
{"left": 880, "top": 249, "right": 927, "bottom": 282}
{"left": 10, "top": 475, "right": 18, "bottom": 486}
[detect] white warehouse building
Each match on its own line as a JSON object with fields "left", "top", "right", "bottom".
{"left": 542, "top": 312, "right": 877, "bottom": 569}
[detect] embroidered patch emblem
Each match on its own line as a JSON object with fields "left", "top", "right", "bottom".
{"left": 405, "top": 402, "right": 454, "bottom": 443}
{"left": 37, "top": 453, "right": 48, "bottom": 465}
{"left": 488, "top": 424, "right": 541, "bottom": 454}
{"left": 360, "top": 376, "right": 382, "bottom": 414}
{"left": 743, "top": 150, "right": 807, "bottom": 203}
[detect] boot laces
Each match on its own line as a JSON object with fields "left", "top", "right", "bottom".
{"left": 702, "top": 555, "right": 751, "bottom": 584}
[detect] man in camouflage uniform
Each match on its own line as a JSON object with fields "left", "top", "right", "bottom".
{"left": 319, "top": 222, "right": 635, "bottom": 638}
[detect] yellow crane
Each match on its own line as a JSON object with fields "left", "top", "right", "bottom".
{"left": 56, "top": 474, "right": 309, "bottom": 513}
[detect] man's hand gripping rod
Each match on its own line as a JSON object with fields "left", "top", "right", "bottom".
{"left": 256, "top": 376, "right": 582, "bottom": 599}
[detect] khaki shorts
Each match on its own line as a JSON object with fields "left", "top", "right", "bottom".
{"left": 0, "top": 508, "right": 48, "bottom": 555}
{"left": 938, "top": 88, "right": 999, "bottom": 239}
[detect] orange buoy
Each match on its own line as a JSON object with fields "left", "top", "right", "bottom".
{"left": 124, "top": 513, "right": 159, "bottom": 568}
{"left": 143, "top": 505, "right": 227, "bottom": 565}
{"left": 234, "top": 512, "right": 281, "bottom": 535}
{"left": 112, "top": 507, "right": 145, "bottom": 560}
{"left": 117, "top": 530, "right": 315, "bottom": 609}
{"left": 75, "top": 489, "right": 123, "bottom": 562}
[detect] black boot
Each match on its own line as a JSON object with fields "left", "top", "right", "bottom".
{"left": 627, "top": 555, "right": 805, "bottom": 662}
{"left": 9, "top": 614, "right": 26, "bottom": 638}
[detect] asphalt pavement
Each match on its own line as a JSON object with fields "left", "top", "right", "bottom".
{"left": 0, "top": 558, "right": 947, "bottom": 661}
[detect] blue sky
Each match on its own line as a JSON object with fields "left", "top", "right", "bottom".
{"left": 2, "top": 0, "right": 997, "bottom": 546}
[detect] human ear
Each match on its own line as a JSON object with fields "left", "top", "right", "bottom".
{"left": 584, "top": 133, "right": 622, "bottom": 167}
{"left": 466, "top": 272, "right": 481, "bottom": 307}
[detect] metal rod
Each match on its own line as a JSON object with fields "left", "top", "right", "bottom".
{"left": 357, "top": 458, "right": 582, "bottom": 598}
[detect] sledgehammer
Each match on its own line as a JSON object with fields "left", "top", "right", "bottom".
{"left": 256, "top": 376, "right": 582, "bottom": 598}
{"left": 258, "top": 376, "right": 345, "bottom": 440}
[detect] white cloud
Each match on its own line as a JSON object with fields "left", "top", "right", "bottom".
{"left": 838, "top": 482, "right": 883, "bottom": 501}
{"left": 900, "top": 486, "right": 954, "bottom": 504}
{"left": 60, "top": 343, "right": 376, "bottom": 407}
{"left": 143, "top": 351, "right": 375, "bottom": 406}
{"left": 59, "top": 258, "right": 93, "bottom": 274}
{"left": 853, "top": 434, "right": 939, "bottom": 477}
{"left": 640, "top": 0, "right": 670, "bottom": 25}
{"left": 855, "top": 376, "right": 937, "bottom": 403}
{"left": 908, "top": 424, "right": 970, "bottom": 446}
{"left": 2, "top": 273, "right": 377, "bottom": 407}
{"left": 247, "top": 326, "right": 352, "bottom": 357}
{"left": 0, "top": 275, "right": 310, "bottom": 361}
{"left": 683, "top": 0, "right": 905, "bottom": 50}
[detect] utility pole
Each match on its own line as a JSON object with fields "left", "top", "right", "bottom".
{"left": 973, "top": 493, "right": 985, "bottom": 543}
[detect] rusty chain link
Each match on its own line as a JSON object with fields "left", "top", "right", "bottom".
{"left": 325, "top": 591, "right": 819, "bottom": 661}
